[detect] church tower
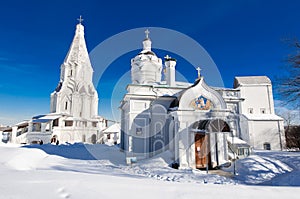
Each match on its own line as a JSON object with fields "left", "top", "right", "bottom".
{"left": 50, "top": 16, "right": 98, "bottom": 120}
{"left": 131, "top": 30, "right": 163, "bottom": 84}
{"left": 48, "top": 17, "right": 106, "bottom": 144}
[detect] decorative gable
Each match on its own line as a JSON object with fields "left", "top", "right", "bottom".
{"left": 179, "top": 77, "right": 226, "bottom": 110}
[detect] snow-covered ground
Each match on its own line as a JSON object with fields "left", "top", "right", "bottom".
{"left": 0, "top": 143, "right": 300, "bottom": 199}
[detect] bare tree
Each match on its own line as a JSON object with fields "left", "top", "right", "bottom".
{"left": 285, "top": 125, "right": 300, "bottom": 149}
{"left": 276, "top": 39, "right": 300, "bottom": 109}
{"left": 276, "top": 108, "right": 299, "bottom": 149}
{"left": 277, "top": 109, "right": 297, "bottom": 127}
{"left": 276, "top": 40, "right": 300, "bottom": 149}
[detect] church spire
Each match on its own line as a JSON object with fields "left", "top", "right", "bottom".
{"left": 51, "top": 17, "right": 98, "bottom": 119}
{"left": 142, "top": 29, "right": 152, "bottom": 51}
{"left": 61, "top": 16, "right": 93, "bottom": 83}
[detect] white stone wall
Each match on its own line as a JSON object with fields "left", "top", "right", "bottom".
{"left": 247, "top": 120, "right": 285, "bottom": 150}
{"left": 239, "top": 116, "right": 250, "bottom": 144}
{"left": 239, "top": 84, "right": 274, "bottom": 115}
{"left": 52, "top": 127, "right": 98, "bottom": 144}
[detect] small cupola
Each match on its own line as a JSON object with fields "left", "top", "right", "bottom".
{"left": 130, "top": 29, "right": 162, "bottom": 84}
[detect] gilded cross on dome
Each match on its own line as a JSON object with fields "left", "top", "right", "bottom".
{"left": 77, "top": 15, "right": 84, "bottom": 24}
{"left": 145, "top": 29, "right": 150, "bottom": 39}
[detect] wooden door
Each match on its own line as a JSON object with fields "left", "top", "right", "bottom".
{"left": 195, "top": 134, "right": 207, "bottom": 169}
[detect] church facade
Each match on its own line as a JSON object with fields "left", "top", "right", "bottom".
{"left": 120, "top": 31, "right": 285, "bottom": 169}
{"left": 1, "top": 19, "right": 106, "bottom": 145}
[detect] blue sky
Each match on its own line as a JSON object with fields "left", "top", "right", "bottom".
{"left": 0, "top": 0, "right": 300, "bottom": 125}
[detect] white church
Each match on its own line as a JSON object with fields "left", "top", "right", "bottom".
{"left": 120, "top": 30, "right": 286, "bottom": 169}
{"left": 0, "top": 18, "right": 286, "bottom": 170}
{"left": 1, "top": 18, "right": 107, "bottom": 145}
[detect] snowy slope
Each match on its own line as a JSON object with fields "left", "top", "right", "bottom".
{"left": 226, "top": 150, "right": 300, "bottom": 186}
{"left": 0, "top": 143, "right": 300, "bottom": 199}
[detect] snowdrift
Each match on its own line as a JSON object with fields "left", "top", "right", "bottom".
{"left": 0, "top": 144, "right": 300, "bottom": 199}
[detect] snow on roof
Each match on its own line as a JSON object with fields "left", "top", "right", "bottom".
{"left": 227, "top": 136, "right": 248, "bottom": 145}
{"left": 234, "top": 76, "right": 271, "bottom": 88}
{"left": 39, "top": 114, "right": 61, "bottom": 120}
{"left": 243, "top": 114, "right": 283, "bottom": 121}
{"left": 175, "top": 81, "right": 192, "bottom": 88}
{"left": 102, "top": 123, "right": 120, "bottom": 133}
{"left": 65, "top": 117, "right": 75, "bottom": 121}
{"left": 15, "top": 120, "right": 29, "bottom": 126}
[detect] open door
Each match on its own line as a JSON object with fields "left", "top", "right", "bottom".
{"left": 193, "top": 119, "right": 230, "bottom": 169}
{"left": 195, "top": 133, "right": 209, "bottom": 169}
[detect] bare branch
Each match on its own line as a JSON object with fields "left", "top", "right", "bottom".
{"left": 276, "top": 39, "right": 300, "bottom": 109}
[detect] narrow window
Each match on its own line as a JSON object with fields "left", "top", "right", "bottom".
{"left": 238, "top": 148, "right": 244, "bottom": 155}
{"left": 65, "top": 102, "right": 68, "bottom": 110}
{"left": 53, "top": 119, "right": 59, "bottom": 127}
{"left": 70, "top": 70, "right": 73, "bottom": 76}
{"left": 248, "top": 108, "right": 253, "bottom": 114}
{"left": 136, "top": 128, "right": 142, "bottom": 135}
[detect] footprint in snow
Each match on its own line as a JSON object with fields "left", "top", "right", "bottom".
{"left": 57, "top": 187, "right": 71, "bottom": 199}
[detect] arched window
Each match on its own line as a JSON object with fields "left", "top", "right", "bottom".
{"left": 153, "top": 140, "right": 164, "bottom": 152}
{"left": 155, "top": 122, "right": 163, "bottom": 137}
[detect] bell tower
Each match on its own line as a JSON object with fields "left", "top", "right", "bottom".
{"left": 50, "top": 16, "right": 98, "bottom": 120}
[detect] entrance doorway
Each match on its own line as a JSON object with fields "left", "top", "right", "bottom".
{"left": 195, "top": 133, "right": 209, "bottom": 169}
{"left": 193, "top": 119, "right": 230, "bottom": 169}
